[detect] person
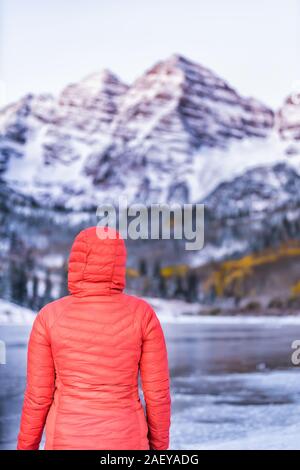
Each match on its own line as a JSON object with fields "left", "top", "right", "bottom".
{"left": 17, "top": 226, "right": 171, "bottom": 450}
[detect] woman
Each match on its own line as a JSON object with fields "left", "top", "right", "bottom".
{"left": 17, "top": 226, "right": 171, "bottom": 450}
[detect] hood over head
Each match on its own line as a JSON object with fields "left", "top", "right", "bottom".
{"left": 68, "top": 226, "right": 126, "bottom": 296}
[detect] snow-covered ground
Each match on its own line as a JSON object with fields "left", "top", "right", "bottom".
{"left": 198, "top": 422, "right": 300, "bottom": 450}
{"left": 146, "top": 297, "right": 300, "bottom": 325}
{"left": 0, "top": 299, "right": 36, "bottom": 325}
{"left": 2, "top": 296, "right": 300, "bottom": 326}
{"left": 171, "top": 370, "right": 300, "bottom": 450}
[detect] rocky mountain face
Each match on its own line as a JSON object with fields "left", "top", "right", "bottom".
{"left": 110, "top": 54, "right": 274, "bottom": 150}
{"left": 0, "top": 54, "right": 300, "bottom": 307}
{"left": 202, "top": 163, "right": 300, "bottom": 260}
{"left": 206, "top": 163, "right": 300, "bottom": 219}
{"left": 0, "top": 70, "right": 128, "bottom": 208}
{"left": 0, "top": 54, "right": 278, "bottom": 208}
{"left": 86, "top": 54, "right": 275, "bottom": 203}
{"left": 277, "top": 92, "right": 300, "bottom": 157}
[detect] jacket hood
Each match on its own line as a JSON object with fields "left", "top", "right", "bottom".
{"left": 68, "top": 226, "right": 126, "bottom": 296}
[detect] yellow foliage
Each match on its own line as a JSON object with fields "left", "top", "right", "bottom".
{"left": 161, "top": 264, "right": 188, "bottom": 278}
{"left": 291, "top": 281, "right": 300, "bottom": 297}
{"left": 206, "top": 241, "right": 300, "bottom": 297}
{"left": 126, "top": 267, "right": 139, "bottom": 278}
{"left": 127, "top": 263, "right": 189, "bottom": 279}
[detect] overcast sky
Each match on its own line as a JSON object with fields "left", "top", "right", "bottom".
{"left": 1, "top": 0, "right": 300, "bottom": 108}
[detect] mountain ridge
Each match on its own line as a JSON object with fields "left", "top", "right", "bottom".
{"left": 0, "top": 54, "right": 300, "bottom": 306}
{"left": 0, "top": 53, "right": 299, "bottom": 210}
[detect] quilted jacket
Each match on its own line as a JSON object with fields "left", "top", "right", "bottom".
{"left": 17, "top": 226, "right": 171, "bottom": 450}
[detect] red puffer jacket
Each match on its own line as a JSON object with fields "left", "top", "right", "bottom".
{"left": 17, "top": 226, "right": 171, "bottom": 450}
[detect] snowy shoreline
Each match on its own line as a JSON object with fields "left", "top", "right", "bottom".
{"left": 146, "top": 297, "right": 300, "bottom": 325}
{"left": 0, "top": 299, "right": 36, "bottom": 325}
{"left": 160, "top": 315, "right": 300, "bottom": 325}
{"left": 1, "top": 297, "right": 300, "bottom": 326}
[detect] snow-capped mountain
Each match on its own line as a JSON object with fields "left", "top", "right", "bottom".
{"left": 205, "top": 162, "right": 300, "bottom": 219}
{"left": 2, "top": 54, "right": 297, "bottom": 209}
{"left": 1, "top": 54, "right": 300, "bottom": 306}
{"left": 86, "top": 54, "right": 278, "bottom": 203}
{"left": 277, "top": 92, "right": 300, "bottom": 157}
{"left": 108, "top": 54, "right": 274, "bottom": 152}
{"left": 58, "top": 69, "right": 128, "bottom": 133}
{"left": 0, "top": 70, "right": 128, "bottom": 208}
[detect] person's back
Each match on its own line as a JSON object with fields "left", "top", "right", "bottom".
{"left": 17, "top": 226, "right": 171, "bottom": 450}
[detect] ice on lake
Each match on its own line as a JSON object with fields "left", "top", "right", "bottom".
{"left": 1, "top": 299, "right": 300, "bottom": 449}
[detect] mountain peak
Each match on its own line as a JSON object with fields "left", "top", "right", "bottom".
{"left": 165, "top": 53, "right": 208, "bottom": 69}
{"left": 148, "top": 53, "right": 224, "bottom": 84}
{"left": 80, "top": 69, "right": 127, "bottom": 91}
{"left": 163, "top": 53, "right": 194, "bottom": 68}
{"left": 0, "top": 54, "right": 285, "bottom": 210}
{"left": 59, "top": 69, "right": 128, "bottom": 107}
{"left": 277, "top": 92, "right": 300, "bottom": 142}
{"left": 112, "top": 52, "right": 274, "bottom": 157}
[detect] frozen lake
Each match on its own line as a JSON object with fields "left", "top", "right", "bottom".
{"left": 0, "top": 320, "right": 300, "bottom": 449}
{"left": 166, "top": 322, "right": 300, "bottom": 449}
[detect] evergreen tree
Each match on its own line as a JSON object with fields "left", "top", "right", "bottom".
{"left": 186, "top": 270, "right": 198, "bottom": 302}
{"left": 60, "top": 261, "right": 69, "bottom": 297}
{"left": 174, "top": 275, "right": 185, "bottom": 299}
{"left": 10, "top": 261, "right": 27, "bottom": 305}
{"left": 139, "top": 258, "right": 147, "bottom": 276}
{"left": 43, "top": 270, "right": 52, "bottom": 304}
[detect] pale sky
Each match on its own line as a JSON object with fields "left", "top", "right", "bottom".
{"left": 1, "top": 0, "right": 300, "bottom": 108}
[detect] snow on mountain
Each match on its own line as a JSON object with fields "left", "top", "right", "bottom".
{"left": 204, "top": 162, "right": 300, "bottom": 218}
{"left": 0, "top": 70, "right": 128, "bottom": 208}
{"left": 86, "top": 54, "right": 276, "bottom": 203}
{"left": 58, "top": 69, "right": 128, "bottom": 133}
{"left": 0, "top": 54, "right": 299, "bottom": 210}
{"left": 112, "top": 54, "right": 274, "bottom": 150}
{"left": 277, "top": 91, "right": 300, "bottom": 157}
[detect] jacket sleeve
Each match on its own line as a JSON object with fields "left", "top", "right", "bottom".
{"left": 17, "top": 309, "right": 55, "bottom": 450}
{"left": 140, "top": 306, "right": 171, "bottom": 450}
